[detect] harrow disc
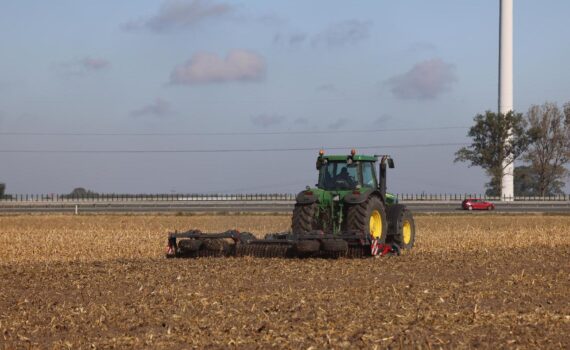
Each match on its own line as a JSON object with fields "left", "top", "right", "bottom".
{"left": 235, "top": 244, "right": 290, "bottom": 258}
{"left": 199, "top": 239, "right": 234, "bottom": 257}
{"left": 178, "top": 239, "right": 202, "bottom": 252}
{"left": 346, "top": 246, "right": 368, "bottom": 258}
{"left": 295, "top": 240, "right": 321, "bottom": 254}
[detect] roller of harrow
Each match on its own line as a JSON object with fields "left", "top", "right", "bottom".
{"left": 166, "top": 229, "right": 400, "bottom": 259}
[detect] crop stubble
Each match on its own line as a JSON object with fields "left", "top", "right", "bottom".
{"left": 0, "top": 214, "right": 568, "bottom": 349}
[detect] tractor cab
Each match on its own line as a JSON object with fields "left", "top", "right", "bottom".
{"left": 316, "top": 150, "right": 379, "bottom": 191}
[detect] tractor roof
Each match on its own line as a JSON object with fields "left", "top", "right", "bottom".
{"left": 320, "top": 154, "right": 377, "bottom": 162}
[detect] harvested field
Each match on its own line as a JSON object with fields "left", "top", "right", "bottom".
{"left": 0, "top": 214, "right": 569, "bottom": 349}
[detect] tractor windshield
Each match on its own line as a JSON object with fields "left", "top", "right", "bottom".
{"left": 318, "top": 161, "right": 359, "bottom": 190}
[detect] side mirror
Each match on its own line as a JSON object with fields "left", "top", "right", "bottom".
{"left": 388, "top": 158, "right": 395, "bottom": 169}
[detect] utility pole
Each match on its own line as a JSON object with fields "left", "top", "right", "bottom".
{"left": 499, "top": 0, "right": 514, "bottom": 201}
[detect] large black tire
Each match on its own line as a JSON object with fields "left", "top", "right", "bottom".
{"left": 345, "top": 196, "right": 387, "bottom": 243}
{"left": 387, "top": 204, "right": 416, "bottom": 250}
{"left": 291, "top": 203, "right": 318, "bottom": 233}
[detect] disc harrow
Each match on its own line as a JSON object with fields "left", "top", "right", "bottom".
{"left": 166, "top": 229, "right": 399, "bottom": 259}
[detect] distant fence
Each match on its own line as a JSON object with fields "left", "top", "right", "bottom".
{"left": 1, "top": 193, "right": 569, "bottom": 202}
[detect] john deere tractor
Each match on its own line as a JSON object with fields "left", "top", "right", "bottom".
{"left": 292, "top": 150, "right": 414, "bottom": 250}
{"left": 166, "top": 150, "right": 416, "bottom": 258}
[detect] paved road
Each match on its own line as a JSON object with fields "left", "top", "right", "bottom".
{"left": 1, "top": 200, "right": 569, "bottom": 214}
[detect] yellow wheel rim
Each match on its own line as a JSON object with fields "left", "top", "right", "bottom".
{"left": 403, "top": 220, "right": 412, "bottom": 244}
{"left": 369, "top": 210, "right": 382, "bottom": 239}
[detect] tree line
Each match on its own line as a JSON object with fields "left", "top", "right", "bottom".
{"left": 455, "top": 101, "right": 570, "bottom": 197}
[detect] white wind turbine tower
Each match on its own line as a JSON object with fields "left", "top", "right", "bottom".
{"left": 499, "top": 0, "right": 514, "bottom": 201}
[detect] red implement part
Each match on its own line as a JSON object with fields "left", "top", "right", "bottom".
{"left": 378, "top": 243, "right": 401, "bottom": 257}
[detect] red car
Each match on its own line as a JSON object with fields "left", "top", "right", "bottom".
{"left": 462, "top": 198, "right": 495, "bottom": 210}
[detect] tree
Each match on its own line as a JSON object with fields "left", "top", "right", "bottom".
{"left": 68, "top": 187, "right": 99, "bottom": 198}
{"left": 0, "top": 183, "right": 5, "bottom": 197}
{"left": 564, "top": 102, "right": 570, "bottom": 124}
{"left": 70, "top": 187, "right": 88, "bottom": 197}
{"left": 455, "top": 111, "right": 531, "bottom": 198}
{"left": 524, "top": 102, "right": 570, "bottom": 197}
{"left": 513, "top": 166, "right": 537, "bottom": 196}
{"left": 484, "top": 174, "right": 501, "bottom": 197}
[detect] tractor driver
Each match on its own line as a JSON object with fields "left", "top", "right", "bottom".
{"left": 335, "top": 167, "right": 355, "bottom": 187}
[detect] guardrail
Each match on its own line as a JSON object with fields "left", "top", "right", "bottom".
{"left": 0, "top": 193, "right": 297, "bottom": 202}
{"left": 1, "top": 200, "right": 569, "bottom": 214}
{"left": 1, "top": 193, "right": 569, "bottom": 202}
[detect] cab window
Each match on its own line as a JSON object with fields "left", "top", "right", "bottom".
{"left": 318, "top": 161, "right": 358, "bottom": 190}
{"left": 362, "top": 162, "right": 377, "bottom": 188}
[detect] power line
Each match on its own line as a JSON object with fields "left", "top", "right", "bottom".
{"left": 0, "top": 142, "right": 467, "bottom": 154}
{"left": 0, "top": 126, "right": 468, "bottom": 137}
{"left": 208, "top": 178, "right": 314, "bottom": 193}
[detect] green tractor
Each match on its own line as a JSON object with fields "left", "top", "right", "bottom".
{"left": 292, "top": 149, "right": 415, "bottom": 250}
{"left": 166, "top": 150, "right": 415, "bottom": 258}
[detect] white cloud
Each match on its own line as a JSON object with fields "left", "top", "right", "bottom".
{"left": 373, "top": 114, "right": 392, "bottom": 126}
{"left": 274, "top": 32, "right": 308, "bottom": 46}
{"left": 312, "top": 20, "right": 372, "bottom": 47}
{"left": 294, "top": 117, "right": 309, "bottom": 125}
{"left": 404, "top": 42, "right": 437, "bottom": 55}
{"left": 316, "top": 83, "right": 337, "bottom": 93}
{"left": 251, "top": 114, "right": 285, "bottom": 128}
{"left": 130, "top": 98, "right": 173, "bottom": 118}
{"left": 81, "top": 58, "right": 110, "bottom": 71}
{"left": 386, "top": 58, "right": 457, "bottom": 100}
{"left": 288, "top": 33, "right": 307, "bottom": 45}
{"left": 55, "top": 57, "right": 110, "bottom": 77}
{"left": 255, "top": 14, "right": 287, "bottom": 27}
{"left": 328, "top": 118, "right": 348, "bottom": 130}
{"left": 125, "top": 0, "right": 233, "bottom": 32}
{"left": 170, "top": 49, "right": 265, "bottom": 84}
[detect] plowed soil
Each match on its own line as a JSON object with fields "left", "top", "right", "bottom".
{"left": 0, "top": 214, "right": 569, "bottom": 349}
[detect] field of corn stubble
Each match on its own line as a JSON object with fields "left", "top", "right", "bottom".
{"left": 0, "top": 214, "right": 569, "bottom": 349}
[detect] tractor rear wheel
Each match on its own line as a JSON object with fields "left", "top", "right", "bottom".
{"left": 345, "top": 196, "right": 387, "bottom": 243}
{"left": 387, "top": 204, "right": 415, "bottom": 250}
{"left": 292, "top": 203, "right": 318, "bottom": 233}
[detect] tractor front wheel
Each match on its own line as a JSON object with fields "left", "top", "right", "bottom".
{"left": 345, "top": 196, "right": 387, "bottom": 243}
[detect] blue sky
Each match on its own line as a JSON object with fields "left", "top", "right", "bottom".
{"left": 1, "top": 0, "right": 569, "bottom": 194}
